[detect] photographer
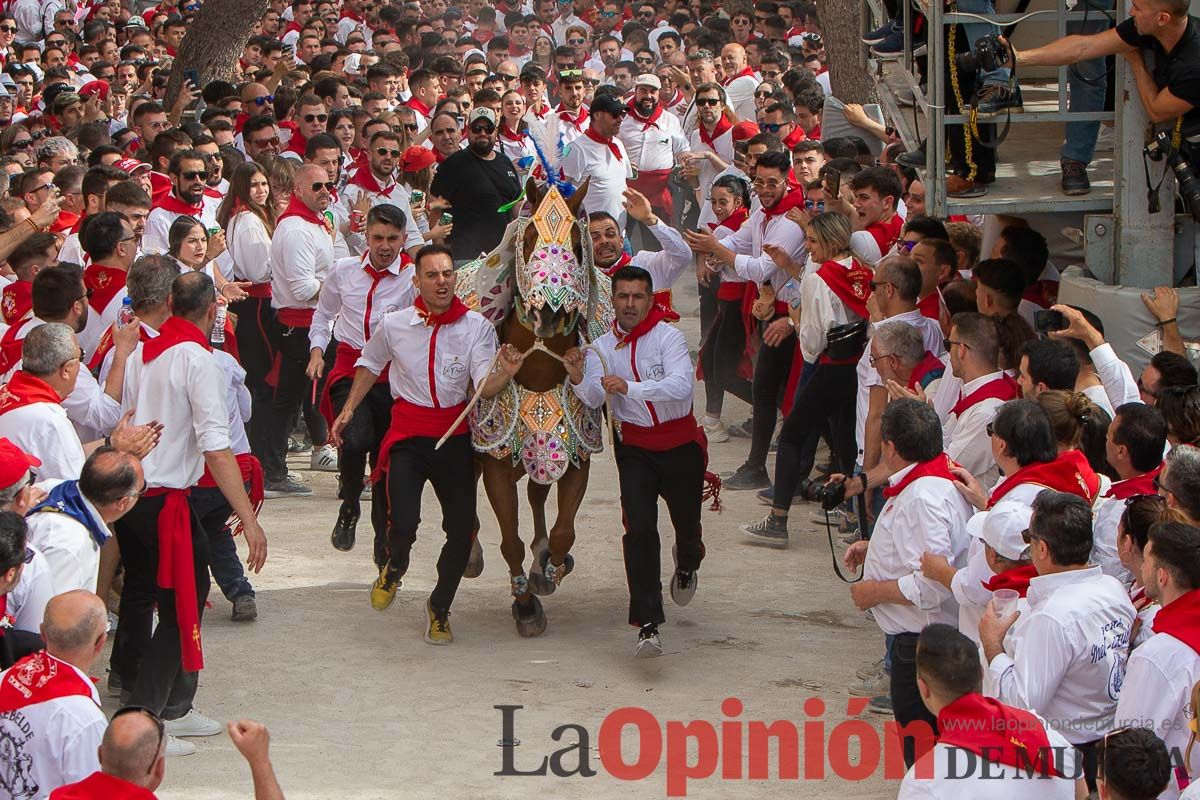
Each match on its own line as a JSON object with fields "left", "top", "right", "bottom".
{"left": 1012, "top": 0, "right": 1200, "bottom": 195}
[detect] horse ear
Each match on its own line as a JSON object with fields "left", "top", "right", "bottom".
{"left": 525, "top": 177, "right": 543, "bottom": 210}
{"left": 567, "top": 178, "right": 590, "bottom": 217}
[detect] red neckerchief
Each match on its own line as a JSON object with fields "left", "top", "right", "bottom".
{"left": 405, "top": 96, "right": 432, "bottom": 117}
{"left": 49, "top": 210, "right": 80, "bottom": 233}
{"left": 340, "top": 8, "right": 364, "bottom": 21}
{"left": 0, "top": 651, "right": 97, "bottom": 714}
{"left": 584, "top": 126, "right": 622, "bottom": 160}
{"left": 530, "top": 104, "right": 549, "bottom": 121}
{"left": 699, "top": 115, "right": 734, "bottom": 149}
{"left": 557, "top": 105, "right": 588, "bottom": 130}
{"left": 987, "top": 450, "right": 1101, "bottom": 509}
{"left": 88, "top": 323, "right": 153, "bottom": 373}
{"left": 0, "top": 319, "right": 33, "bottom": 376}
{"left": 83, "top": 264, "right": 127, "bottom": 314}
{"left": 721, "top": 66, "right": 755, "bottom": 86}
{"left": 951, "top": 373, "right": 1020, "bottom": 418}
{"left": 1, "top": 280, "right": 32, "bottom": 325}
{"left": 155, "top": 190, "right": 203, "bottom": 217}
{"left": 882, "top": 453, "right": 958, "bottom": 499}
{"left": 0, "top": 371, "right": 63, "bottom": 414}
{"left": 866, "top": 213, "right": 903, "bottom": 255}
{"left": 282, "top": 128, "right": 307, "bottom": 156}
{"left": 350, "top": 168, "right": 396, "bottom": 197}
{"left": 908, "top": 351, "right": 946, "bottom": 391}
{"left": 414, "top": 295, "right": 470, "bottom": 327}
{"left": 600, "top": 251, "right": 632, "bottom": 277}
{"left": 1147, "top": 588, "right": 1200, "bottom": 656}
{"left": 627, "top": 103, "right": 664, "bottom": 130}
{"left": 917, "top": 291, "right": 941, "bottom": 321}
{"left": 433, "top": 147, "right": 448, "bottom": 163}
{"left": 710, "top": 207, "right": 749, "bottom": 233}
{"left": 1022, "top": 279, "right": 1059, "bottom": 310}
{"left": 141, "top": 315, "right": 212, "bottom": 363}
{"left": 982, "top": 564, "right": 1039, "bottom": 597}
{"left": 937, "top": 693, "right": 1061, "bottom": 777}
{"left": 499, "top": 121, "right": 527, "bottom": 143}
{"left": 782, "top": 125, "right": 806, "bottom": 149}
{"left": 760, "top": 188, "right": 806, "bottom": 238}
{"left": 662, "top": 89, "right": 685, "bottom": 109}
{"left": 1105, "top": 463, "right": 1165, "bottom": 500}
{"left": 613, "top": 305, "right": 680, "bottom": 349}
{"left": 815, "top": 258, "right": 873, "bottom": 318}
{"left": 277, "top": 193, "right": 329, "bottom": 230}
{"left": 202, "top": 186, "right": 223, "bottom": 200}
{"left": 509, "top": 45, "right": 530, "bottom": 57}
{"left": 43, "top": 771, "right": 159, "bottom": 800}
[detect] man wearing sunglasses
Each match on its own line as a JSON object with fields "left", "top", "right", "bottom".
{"left": 552, "top": 0, "right": 591, "bottom": 47}
{"left": 142, "top": 149, "right": 213, "bottom": 258}
{"left": 560, "top": 92, "right": 632, "bottom": 228}
{"left": 280, "top": 94, "right": 330, "bottom": 161}
{"left": 342, "top": 130, "right": 424, "bottom": 259}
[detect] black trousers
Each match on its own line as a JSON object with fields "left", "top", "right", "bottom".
{"left": 773, "top": 362, "right": 859, "bottom": 508}
{"left": 700, "top": 296, "right": 753, "bottom": 416}
{"left": 697, "top": 278, "right": 720, "bottom": 416}
{"left": 890, "top": 631, "right": 939, "bottom": 769}
{"left": 329, "top": 378, "right": 391, "bottom": 567}
{"left": 616, "top": 440, "right": 706, "bottom": 627}
{"left": 262, "top": 321, "right": 327, "bottom": 481}
{"left": 746, "top": 332, "right": 796, "bottom": 470}
{"left": 231, "top": 296, "right": 276, "bottom": 467}
{"left": 384, "top": 435, "right": 476, "bottom": 612}
{"left": 191, "top": 485, "right": 254, "bottom": 601}
{"left": 113, "top": 492, "right": 210, "bottom": 720}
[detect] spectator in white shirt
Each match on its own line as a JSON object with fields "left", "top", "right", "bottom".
{"left": 1159, "top": 444, "right": 1200, "bottom": 526}
{"left": 560, "top": 92, "right": 632, "bottom": 230}
{"left": 1115, "top": 520, "right": 1200, "bottom": 800}
{"left": 718, "top": 42, "right": 758, "bottom": 122}
{"left": 980, "top": 490, "right": 1136, "bottom": 793}
{"left": 1047, "top": 304, "right": 1165, "bottom": 410}
{"left": 1115, "top": 495, "right": 1176, "bottom": 650}
{"left": 1, "top": 510, "right": 44, "bottom": 668}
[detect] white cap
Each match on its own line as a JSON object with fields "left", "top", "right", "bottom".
{"left": 633, "top": 74, "right": 661, "bottom": 90}
{"left": 967, "top": 503, "right": 1033, "bottom": 562}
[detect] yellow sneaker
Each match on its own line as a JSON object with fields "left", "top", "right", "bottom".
{"left": 370, "top": 566, "right": 400, "bottom": 610}
{"left": 424, "top": 599, "right": 453, "bottom": 645}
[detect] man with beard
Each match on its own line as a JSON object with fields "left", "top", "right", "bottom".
{"left": 340, "top": 130, "right": 424, "bottom": 259}
{"left": 619, "top": 74, "right": 687, "bottom": 239}
{"left": 588, "top": 188, "right": 692, "bottom": 311}
{"left": 280, "top": 94, "right": 330, "bottom": 160}
{"left": 553, "top": 70, "right": 589, "bottom": 150}
{"left": 686, "top": 82, "right": 735, "bottom": 218}
{"left": 562, "top": 92, "right": 632, "bottom": 229}
{"left": 428, "top": 112, "right": 463, "bottom": 163}
{"left": 142, "top": 150, "right": 214, "bottom": 257}
{"left": 429, "top": 108, "right": 522, "bottom": 264}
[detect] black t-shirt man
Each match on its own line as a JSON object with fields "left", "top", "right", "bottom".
{"left": 430, "top": 147, "right": 523, "bottom": 262}
{"left": 1116, "top": 14, "right": 1200, "bottom": 134}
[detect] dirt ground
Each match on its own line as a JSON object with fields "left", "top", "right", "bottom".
{"left": 94, "top": 281, "right": 900, "bottom": 799}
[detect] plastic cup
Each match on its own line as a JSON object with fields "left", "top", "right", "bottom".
{"left": 992, "top": 588, "right": 1019, "bottom": 618}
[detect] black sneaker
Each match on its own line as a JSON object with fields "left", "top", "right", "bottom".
{"left": 896, "top": 142, "right": 926, "bottom": 169}
{"left": 973, "top": 84, "right": 1023, "bottom": 118}
{"left": 635, "top": 624, "right": 662, "bottom": 658}
{"left": 331, "top": 501, "right": 359, "bottom": 551}
{"left": 263, "top": 477, "right": 313, "bottom": 498}
{"left": 723, "top": 463, "right": 771, "bottom": 490}
{"left": 670, "top": 570, "right": 697, "bottom": 606}
{"left": 1061, "top": 158, "right": 1091, "bottom": 196}
{"left": 739, "top": 513, "right": 789, "bottom": 545}
{"left": 726, "top": 418, "right": 754, "bottom": 439}
{"left": 863, "top": 18, "right": 898, "bottom": 45}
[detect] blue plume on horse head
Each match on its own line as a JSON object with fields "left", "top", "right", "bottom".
{"left": 526, "top": 131, "right": 576, "bottom": 198}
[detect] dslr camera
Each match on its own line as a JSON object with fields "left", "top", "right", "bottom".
{"left": 795, "top": 476, "right": 848, "bottom": 512}
{"left": 1144, "top": 130, "right": 1200, "bottom": 223}
{"left": 955, "top": 33, "right": 1012, "bottom": 78}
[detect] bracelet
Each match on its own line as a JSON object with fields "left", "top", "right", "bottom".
{"left": 858, "top": 473, "right": 867, "bottom": 493}
{"left": 24, "top": 218, "right": 41, "bottom": 234}
{"left": 1157, "top": 318, "right": 1177, "bottom": 327}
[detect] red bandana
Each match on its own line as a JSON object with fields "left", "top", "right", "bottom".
{"left": 1, "top": 279, "right": 32, "bottom": 325}
{"left": 883, "top": 453, "right": 958, "bottom": 499}
{"left": 982, "top": 564, "right": 1039, "bottom": 597}
{"left": 0, "top": 651, "right": 97, "bottom": 714}
{"left": 1147, "top": 588, "right": 1200, "bottom": 656}
{"left": 711, "top": 207, "right": 749, "bottom": 234}
{"left": 600, "top": 251, "right": 632, "bottom": 276}
{"left": 907, "top": 351, "right": 946, "bottom": 391}
{"left": 761, "top": 188, "right": 807, "bottom": 222}
{"left": 349, "top": 168, "right": 396, "bottom": 197}
{"left": 627, "top": 104, "right": 664, "bottom": 131}
{"left": 865, "top": 214, "right": 904, "bottom": 255}
{"left": 557, "top": 105, "right": 589, "bottom": 130}
{"left": 49, "top": 771, "right": 160, "bottom": 800}
{"left": 414, "top": 295, "right": 470, "bottom": 327}
{"left": 721, "top": 66, "right": 756, "bottom": 86}
{"left": 936, "top": 693, "right": 1061, "bottom": 777}
{"left": 699, "top": 115, "right": 734, "bottom": 149}
{"left": 987, "top": 450, "right": 1101, "bottom": 509}
{"left": 782, "top": 125, "right": 807, "bottom": 150}
{"left": 815, "top": 258, "right": 873, "bottom": 318}
{"left": 404, "top": 96, "right": 432, "bottom": 117}
{"left": 0, "top": 371, "right": 63, "bottom": 415}
{"left": 142, "top": 315, "right": 212, "bottom": 363}
{"left": 154, "top": 191, "right": 203, "bottom": 217}
{"left": 84, "top": 264, "right": 127, "bottom": 315}
{"left": 1104, "top": 463, "right": 1164, "bottom": 500}
{"left": 917, "top": 291, "right": 941, "bottom": 321}
{"left": 951, "top": 373, "right": 1020, "bottom": 418}
{"left": 584, "top": 126, "right": 622, "bottom": 160}
{"left": 499, "top": 121, "right": 527, "bottom": 143}
{"left": 613, "top": 304, "right": 680, "bottom": 349}
{"left": 277, "top": 194, "right": 330, "bottom": 230}
{"left": 88, "top": 323, "right": 153, "bottom": 373}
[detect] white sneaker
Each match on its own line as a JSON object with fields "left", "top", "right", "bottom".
{"left": 164, "top": 709, "right": 223, "bottom": 738}
{"left": 703, "top": 421, "right": 730, "bottom": 443}
{"left": 106, "top": 612, "right": 118, "bottom": 634}
{"left": 1095, "top": 123, "right": 1114, "bottom": 151}
{"left": 635, "top": 626, "right": 663, "bottom": 658}
{"left": 165, "top": 735, "right": 197, "bottom": 756}
{"left": 310, "top": 444, "right": 339, "bottom": 472}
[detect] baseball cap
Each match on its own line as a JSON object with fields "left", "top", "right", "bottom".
{"left": 52, "top": 92, "right": 82, "bottom": 113}
{"left": 125, "top": 15, "right": 148, "bottom": 29}
{"left": 79, "top": 80, "right": 110, "bottom": 101}
{"left": 731, "top": 121, "right": 760, "bottom": 142}
{"left": 589, "top": 93, "right": 628, "bottom": 116}
{"left": 467, "top": 106, "right": 498, "bottom": 127}
{"left": 401, "top": 145, "right": 437, "bottom": 172}
{"left": 967, "top": 503, "right": 1032, "bottom": 562}
{"left": 0, "top": 438, "right": 40, "bottom": 489}
{"left": 633, "top": 74, "right": 661, "bottom": 90}
{"left": 114, "top": 157, "right": 152, "bottom": 175}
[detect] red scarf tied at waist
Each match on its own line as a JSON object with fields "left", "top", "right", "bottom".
{"left": 318, "top": 342, "right": 389, "bottom": 428}
{"left": 196, "top": 453, "right": 265, "bottom": 538}
{"left": 142, "top": 316, "right": 213, "bottom": 672}
{"left": 982, "top": 563, "right": 1039, "bottom": 597}
{"left": 0, "top": 371, "right": 62, "bottom": 414}
{"left": 987, "top": 450, "right": 1101, "bottom": 509}
{"left": 370, "top": 398, "right": 468, "bottom": 485}
{"left": 936, "top": 692, "right": 1061, "bottom": 777}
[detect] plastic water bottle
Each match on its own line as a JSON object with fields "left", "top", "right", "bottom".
{"left": 117, "top": 296, "right": 134, "bottom": 327}
{"left": 211, "top": 303, "right": 226, "bottom": 346}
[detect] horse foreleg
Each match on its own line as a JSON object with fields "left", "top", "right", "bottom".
{"left": 480, "top": 456, "right": 524, "bottom": 579}
{"left": 526, "top": 480, "right": 552, "bottom": 569}
{"left": 544, "top": 461, "right": 591, "bottom": 584}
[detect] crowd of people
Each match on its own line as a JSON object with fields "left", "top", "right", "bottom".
{"left": 0, "top": 0, "right": 1196, "bottom": 797}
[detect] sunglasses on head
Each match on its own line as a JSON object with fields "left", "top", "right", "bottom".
{"left": 311, "top": 181, "right": 335, "bottom": 192}
{"left": 252, "top": 95, "right": 275, "bottom": 105}
{"left": 375, "top": 146, "right": 401, "bottom": 157}
{"left": 180, "top": 170, "right": 208, "bottom": 181}
{"left": 303, "top": 113, "right": 329, "bottom": 123}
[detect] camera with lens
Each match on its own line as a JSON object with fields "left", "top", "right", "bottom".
{"left": 796, "top": 477, "right": 848, "bottom": 512}
{"left": 955, "top": 34, "right": 1012, "bottom": 78}
{"left": 1144, "top": 130, "right": 1200, "bottom": 223}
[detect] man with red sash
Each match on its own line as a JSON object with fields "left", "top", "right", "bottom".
{"left": 618, "top": 74, "right": 687, "bottom": 223}
{"left": 944, "top": 313, "right": 1020, "bottom": 487}
{"left": 898, "top": 623, "right": 1077, "bottom": 798}
{"left": 78, "top": 212, "right": 137, "bottom": 360}
{"left": 279, "top": 94, "right": 330, "bottom": 161}
{"left": 566, "top": 265, "right": 705, "bottom": 658}
{"left": 980, "top": 490, "right": 1134, "bottom": 794}
{"left": 1093, "top": 403, "right": 1167, "bottom": 583}
{"left": 113, "top": 271, "right": 266, "bottom": 736}
{"left": 847, "top": 166, "right": 905, "bottom": 265}
{"left": 309, "top": 205, "right": 416, "bottom": 561}
{"left": 340, "top": 129, "right": 425, "bottom": 259}
{"left": 841, "top": 400, "right": 973, "bottom": 767}
{"left": 587, "top": 189, "right": 692, "bottom": 310}
{"left": 685, "top": 151, "right": 808, "bottom": 495}
{"left": 264, "top": 164, "right": 337, "bottom": 497}
{"left": 1116, "top": 521, "right": 1200, "bottom": 800}
{"left": 141, "top": 150, "right": 215, "bottom": 257}
{"left": 2, "top": 232, "right": 56, "bottom": 326}
{"left": 332, "top": 244, "right": 517, "bottom": 645}
{"left": 0, "top": 591, "right": 109, "bottom": 796}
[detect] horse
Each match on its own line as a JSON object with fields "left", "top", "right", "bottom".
{"left": 457, "top": 177, "right": 611, "bottom": 637}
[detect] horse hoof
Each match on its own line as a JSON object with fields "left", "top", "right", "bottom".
{"left": 527, "top": 570, "right": 556, "bottom": 596}
{"left": 512, "top": 596, "right": 547, "bottom": 637}
{"left": 463, "top": 538, "right": 484, "bottom": 578}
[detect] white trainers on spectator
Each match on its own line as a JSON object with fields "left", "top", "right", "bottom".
{"left": 701, "top": 416, "right": 730, "bottom": 443}
{"left": 164, "top": 709, "right": 223, "bottom": 738}
{"left": 165, "top": 735, "right": 197, "bottom": 756}
{"left": 310, "top": 443, "right": 339, "bottom": 472}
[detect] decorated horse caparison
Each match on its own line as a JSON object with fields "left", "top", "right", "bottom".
{"left": 456, "top": 178, "right": 613, "bottom": 636}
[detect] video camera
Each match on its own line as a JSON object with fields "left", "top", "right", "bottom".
{"left": 955, "top": 34, "right": 1012, "bottom": 79}
{"left": 1144, "top": 130, "right": 1200, "bottom": 223}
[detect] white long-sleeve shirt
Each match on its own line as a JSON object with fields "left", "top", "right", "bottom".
{"left": 1090, "top": 342, "right": 1142, "bottom": 409}
{"left": 862, "top": 464, "right": 973, "bottom": 635}
{"left": 0, "top": 400, "right": 84, "bottom": 482}
{"left": 62, "top": 367, "right": 122, "bottom": 445}
{"left": 944, "top": 371, "right": 1010, "bottom": 487}
{"left": 309, "top": 253, "right": 416, "bottom": 352}
{"left": 796, "top": 257, "right": 864, "bottom": 363}
{"left": 572, "top": 320, "right": 694, "bottom": 427}
{"left": 985, "top": 565, "right": 1135, "bottom": 745}
{"left": 225, "top": 210, "right": 273, "bottom": 285}
{"left": 1115, "top": 626, "right": 1200, "bottom": 800}
{"left": 1092, "top": 492, "right": 1138, "bottom": 587}
{"left": 687, "top": 126, "right": 735, "bottom": 214}
{"left": 338, "top": 180, "right": 425, "bottom": 256}
{"left": 215, "top": 348, "right": 251, "bottom": 456}
{"left": 270, "top": 215, "right": 335, "bottom": 311}
{"left": 723, "top": 73, "right": 759, "bottom": 123}
{"left": 719, "top": 206, "right": 808, "bottom": 293}
{"left": 24, "top": 490, "right": 109, "bottom": 595}
{"left": 356, "top": 305, "right": 497, "bottom": 406}
{"left": 629, "top": 220, "right": 693, "bottom": 297}
{"left": 142, "top": 202, "right": 218, "bottom": 257}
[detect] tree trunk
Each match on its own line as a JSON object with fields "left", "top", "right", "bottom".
{"left": 164, "top": 0, "right": 269, "bottom": 109}
{"left": 816, "top": 0, "right": 877, "bottom": 104}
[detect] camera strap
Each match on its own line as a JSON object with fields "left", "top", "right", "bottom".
{"left": 968, "top": 38, "right": 1020, "bottom": 151}
{"left": 821, "top": 508, "right": 863, "bottom": 584}
{"left": 1143, "top": 117, "right": 1184, "bottom": 215}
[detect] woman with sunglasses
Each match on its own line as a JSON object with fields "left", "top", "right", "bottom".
{"left": 753, "top": 81, "right": 780, "bottom": 114}
{"left": 0, "top": 122, "right": 34, "bottom": 161}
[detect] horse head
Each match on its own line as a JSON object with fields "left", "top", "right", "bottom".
{"left": 515, "top": 177, "right": 592, "bottom": 339}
